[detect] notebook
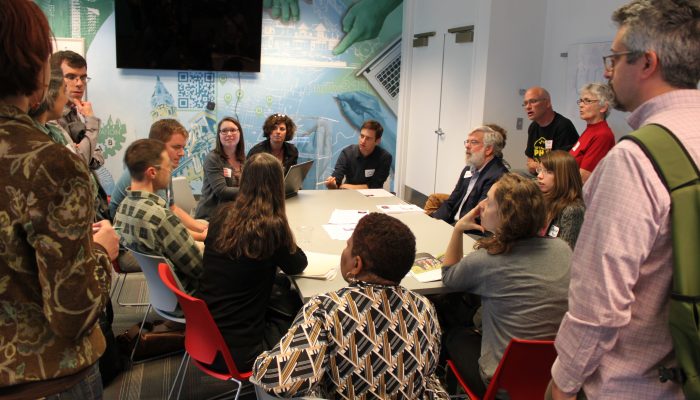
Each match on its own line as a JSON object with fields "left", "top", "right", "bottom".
{"left": 284, "top": 160, "right": 314, "bottom": 198}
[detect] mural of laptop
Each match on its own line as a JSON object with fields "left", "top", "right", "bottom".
{"left": 284, "top": 160, "right": 314, "bottom": 198}
{"left": 356, "top": 37, "right": 401, "bottom": 115}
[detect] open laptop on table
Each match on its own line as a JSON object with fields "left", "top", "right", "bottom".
{"left": 284, "top": 160, "right": 314, "bottom": 198}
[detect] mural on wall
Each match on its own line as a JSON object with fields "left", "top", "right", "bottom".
{"left": 40, "top": 0, "right": 402, "bottom": 193}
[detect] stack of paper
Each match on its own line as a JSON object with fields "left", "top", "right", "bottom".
{"left": 357, "top": 189, "right": 394, "bottom": 198}
{"left": 322, "top": 209, "right": 369, "bottom": 240}
{"left": 376, "top": 204, "right": 424, "bottom": 214}
{"left": 295, "top": 251, "right": 339, "bottom": 280}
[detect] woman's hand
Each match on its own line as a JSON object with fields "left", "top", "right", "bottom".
{"left": 455, "top": 204, "right": 484, "bottom": 233}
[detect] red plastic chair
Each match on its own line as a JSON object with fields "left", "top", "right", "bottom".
{"left": 159, "top": 263, "right": 253, "bottom": 400}
{"left": 447, "top": 338, "right": 557, "bottom": 400}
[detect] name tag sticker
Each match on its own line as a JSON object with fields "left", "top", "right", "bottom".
{"left": 545, "top": 140, "right": 554, "bottom": 150}
{"left": 548, "top": 225, "right": 560, "bottom": 238}
{"left": 365, "top": 169, "right": 375, "bottom": 177}
{"left": 464, "top": 170, "right": 473, "bottom": 178}
{"left": 572, "top": 141, "right": 580, "bottom": 152}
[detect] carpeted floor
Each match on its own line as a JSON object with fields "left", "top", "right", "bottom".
{"left": 104, "top": 273, "right": 257, "bottom": 400}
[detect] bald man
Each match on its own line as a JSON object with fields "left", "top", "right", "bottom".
{"left": 522, "top": 87, "right": 578, "bottom": 175}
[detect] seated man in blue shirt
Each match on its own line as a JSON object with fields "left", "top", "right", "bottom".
{"left": 324, "top": 120, "right": 392, "bottom": 190}
{"left": 114, "top": 139, "right": 203, "bottom": 295}
{"left": 431, "top": 125, "right": 508, "bottom": 225}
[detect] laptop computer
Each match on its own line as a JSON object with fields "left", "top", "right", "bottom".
{"left": 284, "top": 160, "right": 314, "bottom": 198}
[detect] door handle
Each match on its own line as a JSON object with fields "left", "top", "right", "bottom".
{"left": 435, "top": 128, "right": 445, "bottom": 137}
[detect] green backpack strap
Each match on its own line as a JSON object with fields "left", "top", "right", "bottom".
{"left": 622, "top": 123, "right": 700, "bottom": 396}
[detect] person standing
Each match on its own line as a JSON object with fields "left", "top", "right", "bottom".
{"left": 549, "top": 1, "right": 700, "bottom": 399}
{"left": 0, "top": 1, "right": 119, "bottom": 397}
{"left": 523, "top": 87, "right": 579, "bottom": 175}
{"left": 570, "top": 83, "right": 616, "bottom": 183}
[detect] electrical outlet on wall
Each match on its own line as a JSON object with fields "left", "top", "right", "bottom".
{"left": 516, "top": 117, "right": 523, "bottom": 130}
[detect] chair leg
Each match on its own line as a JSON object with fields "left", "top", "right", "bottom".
{"left": 204, "top": 378, "right": 243, "bottom": 400}
{"left": 170, "top": 353, "right": 190, "bottom": 400}
{"left": 130, "top": 304, "right": 151, "bottom": 363}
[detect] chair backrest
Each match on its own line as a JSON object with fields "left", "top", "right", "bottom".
{"left": 172, "top": 176, "right": 197, "bottom": 215}
{"left": 129, "top": 249, "right": 181, "bottom": 317}
{"left": 158, "top": 263, "right": 251, "bottom": 380}
{"left": 483, "top": 338, "right": 557, "bottom": 400}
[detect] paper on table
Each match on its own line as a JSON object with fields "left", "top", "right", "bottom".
{"left": 322, "top": 224, "right": 354, "bottom": 240}
{"left": 376, "top": 204, "right": 424, "bottom": 214}
{"left": 357, "top": 189, "right": 394, "bottom": 198}
{"left": 328, "top": 209, "right": 369, "bottom": 225}
{"left": 295, "top": 251, "right": 339, "bottom": 280}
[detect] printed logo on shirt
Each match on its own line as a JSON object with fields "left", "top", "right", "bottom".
{"left": 365, "top": 169, "right": 375, "bottom": 178}
{"left": 547, "top": 225, "right": 560, "bottom": 238}
{"left": 534, "top": 137, "right": 547, "bottom": 158}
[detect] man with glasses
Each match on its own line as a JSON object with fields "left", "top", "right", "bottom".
{"left": 523, "top": 86, "right": 578, "bottom": 175}
{"left": 51, "top": 51, "right": 104, "bottom": 170}
{"left": 549, "top": 1, "right": 700, "bottom": 399}
{"left": 325, "top": 119, "right": 392, "bottom": 190}
{"left": 430, "top": 126, "right": 507, "bottom": 226}
{"left": 114, "top": 139, "right": 203, "bottom": 295}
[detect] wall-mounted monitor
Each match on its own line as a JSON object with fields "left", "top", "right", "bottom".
{"left": 114, "top": 0, "right": 263, "bottom": 72}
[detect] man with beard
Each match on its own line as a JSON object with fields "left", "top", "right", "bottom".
{"left": 430, "top": 126, "right": 508, "bottom": 226}
{"left": 548, "top": 0, "right": 700, "bottom": 399}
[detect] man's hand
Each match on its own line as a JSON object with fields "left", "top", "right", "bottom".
{"left": 72, "top": 97, "right": 95, "bottom": 118}
{"left": 527, "top": 157, "right": 539, "bottom": 175}
{"left": 93, "top": 220, "right": 119, "bottom": 261}
{"left": 550, "top": 380, "right": 577, "bottom": 400}
{"left": 324, "top": 176, "right": 338, "bottom": 189}
{"left": 455, "top": 201, "right": 485, "bottom": 233}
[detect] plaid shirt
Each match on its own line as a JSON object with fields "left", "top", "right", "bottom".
{"left": 114, "top": 189, "right": 202, "bottom": 294}
{"left": 252, "top": 282, "right": 449, "bottom": 400}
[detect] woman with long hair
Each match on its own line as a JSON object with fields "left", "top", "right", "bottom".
{"left": 195, "top": 116, "right": 246, "bottom": 220}
{"left": 247, "top": 113, "right": 298, "bottom": 173}
{"left": 537, "top": 150, "right": 585, "bottom": 248}
{"left": 198, "top": 152, "right": 307, "bottom": 371}
{"left": 441, "top": 173, "right": 571, "bottom": 397}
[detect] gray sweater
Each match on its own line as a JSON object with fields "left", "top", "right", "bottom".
{"left": 442, "top": 237, "right": 571, "bottom": 382}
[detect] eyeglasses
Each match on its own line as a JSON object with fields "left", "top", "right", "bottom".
{"left": 576, "top": 98, "right": 599, "bottom": 105}
{"left": 464, "top": 139, "right": 482, "bottom": 146}
{"left": 602, "top": 50, "right": 639, "bottom": 71}
{"left": 536, "top": 166, "right": 553, "bottom": 175}
{"left": 63, "top": 74, "right": 91, "bottom": 83}
{"left": 219, "top": 128, "right": 239, "bottom": 135}
{"left": 522, "top": 98, "right": 544, "bottom": 107}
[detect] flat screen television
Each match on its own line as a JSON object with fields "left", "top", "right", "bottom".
{"left": 114, "top": 0, "right": 263, "bottom": 72}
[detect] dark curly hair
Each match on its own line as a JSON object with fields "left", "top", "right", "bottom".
{"left": 262, "top": 113, "right": 296, "bottom": 141}
{"left": 351, "top": 213, "right": 416, "bottom": 283}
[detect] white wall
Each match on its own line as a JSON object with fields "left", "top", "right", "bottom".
{"left": 541, "top": 0, "right": 631, "bottom": 139}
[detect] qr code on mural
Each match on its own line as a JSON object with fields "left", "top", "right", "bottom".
{"left": 177, "top": 72, "right": 215, "bottom": 109}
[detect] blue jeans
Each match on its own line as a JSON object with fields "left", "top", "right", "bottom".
{"left": 45, "top": 363, "right": 103, "bottom": 400}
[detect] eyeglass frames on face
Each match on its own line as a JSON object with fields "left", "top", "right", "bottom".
{"left": 522, "top": 98, "right": 544, "bottom": 107}
{"left": 536, "top": 166, "right": 553, "bottom": 175}
{"left": 602, "top": 50, "right": 639, "bottom": 71}
{"left": 63, "top": 74, "right": 91, "bottom": 83}
{"left": 576, "top": 98, "right": 599, "bottom": 105}
{"left": 464, "top": 139, "right": 482, "bottom": 147}
{"left": 219, "top": 128, "right": 239, "bottom": 135}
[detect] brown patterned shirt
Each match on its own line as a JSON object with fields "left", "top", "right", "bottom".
{"left": 0, "top": 104, "right": 112, "bottom": 388}
{"left": 252, "top": 282, "right": 449, "bottom": 399}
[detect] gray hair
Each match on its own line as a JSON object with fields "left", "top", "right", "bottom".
{"left": 28, "top": 66, "right": 65, "bottom": 119}
{"left": 473, "top": 125, "right": 505, "bottom": 158}
{"left": 580, "top": 82, "right": 616, "bottom": 118}
{"left": 612, "top": 0, "right": 700, "bottom": 89}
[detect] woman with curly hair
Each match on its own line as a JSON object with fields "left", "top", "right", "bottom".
{"left": 537, "top": 150, "right": 585, "bottom": 248}
{"left": 440, "top": 173, "right": 571, "bottom": 397}
{"left": 247, "top": 113, "right": 298, "bottom": 173}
